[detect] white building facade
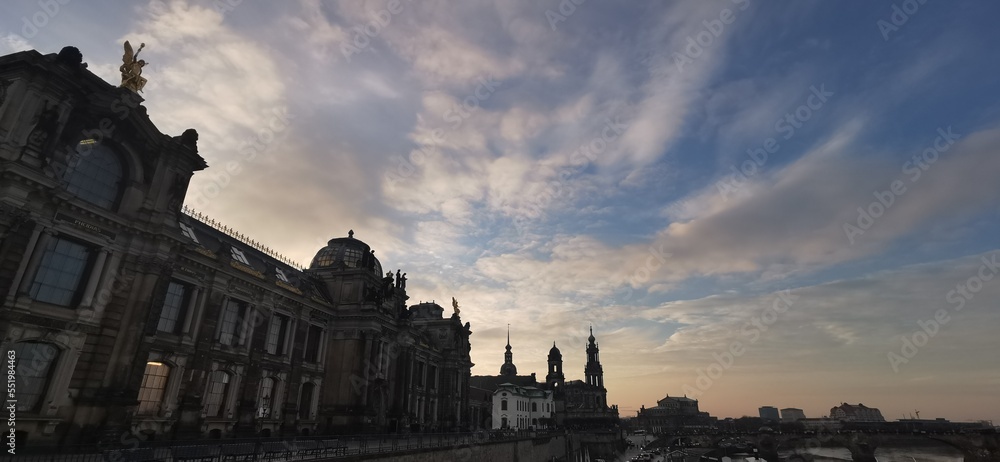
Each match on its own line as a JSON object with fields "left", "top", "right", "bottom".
{"left": 492, "top": 383, "right": 554, "bottom": 430}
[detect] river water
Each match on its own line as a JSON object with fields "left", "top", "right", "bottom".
{"left": 778, "top": 445, "right": 964, "bottom": 461}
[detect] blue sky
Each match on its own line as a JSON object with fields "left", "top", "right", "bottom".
{"left": 4, "top": 0, "right": 1000, "bottom": 422}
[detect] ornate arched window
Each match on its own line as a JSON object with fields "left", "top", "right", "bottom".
{"left": 64, "top": 141, "right": 123, "bottom": 209}
{"left": 12, "top": 341, "right": 60, "bottom": 412}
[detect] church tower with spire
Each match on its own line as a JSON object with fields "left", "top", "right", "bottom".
{"left": 546, "top": 342, "right": 565, "bottom": 388}
{"left": 584, "top": 326, "right": 604, "bottom": 388}
{"left": 500, "top": 325, "right": 518, "bottom": 377}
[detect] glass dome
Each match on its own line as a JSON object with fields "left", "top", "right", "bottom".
{"left": 309, "top": 230, "right": 382, "bottom": 275}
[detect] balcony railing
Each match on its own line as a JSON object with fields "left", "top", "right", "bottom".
{"left": 1, "top": 430, "right": 555, "bottom": 462}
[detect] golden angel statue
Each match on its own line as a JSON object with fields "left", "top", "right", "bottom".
{"left": 120, "top": 41, "right": 147, "bottom": 92}
{"left": 452, "top": 297, "right": 460, "bottom": 316}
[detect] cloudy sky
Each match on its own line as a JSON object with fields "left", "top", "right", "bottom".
{"left": 4, "top": 1, "right": 1000, "bottom": 422}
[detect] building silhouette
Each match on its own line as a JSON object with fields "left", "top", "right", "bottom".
{"left": 0, "top": 46, "right": 470, "bottom": 445}
{"left": 759, "top": 406, "right": 779, "bottom": 422}
{"left": 830, "top": 403, "right": 885, "bottom": 422}
{"left": 635, "top": 395, "right": 715, "bottom": 433}
{"left": 471, "top": 327, "right": 618, "bottom": 429}
{"left": 781, "top": 407, "right": 806, "bottom": 422}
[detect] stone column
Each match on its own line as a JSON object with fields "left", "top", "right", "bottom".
{"left": 360, "top": 336, "right": 373, "bottom": 405}
{"left": 16, "top": 228, "right": 53, "bottom": 295}
{"left": 214, "top": 295, "right": 230, "bottom": 342}
{"left": 318, "top": 328, "right": 328, "bottom": 364}
{"left": 284, "top": 317, "right": 297, "bottom": 361}
{"left": 91, "top": 250, "right": 122, "bottom": 313}
{"left": 7, "top": 223, "right": 42, "bottom": 301}
{"left": 181, "top": 286, "right": 201, "bottom": 335}
{"left": 78, "top": 248, "right": 109, "bottom": 308}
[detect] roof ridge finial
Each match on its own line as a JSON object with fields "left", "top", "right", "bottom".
{"left": 507, "top": 324, "right": 510, "bottom": 346}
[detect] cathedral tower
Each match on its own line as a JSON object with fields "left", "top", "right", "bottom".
{"left": 546, "top": 342, "right": 565, "bottom": 388}
{"left": 584, "top": 326, "right": 604, "bottom": 388}
{"left": 500, "top": 325, "right": 518, "bottom": 376}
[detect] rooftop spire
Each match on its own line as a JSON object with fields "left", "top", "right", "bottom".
{"left": 500, "top": 323, "right": 517, "bottom": 376}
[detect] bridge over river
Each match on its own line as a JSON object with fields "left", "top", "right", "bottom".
{"left": 657, "top": 431, "right": 1000, "bottom": 461}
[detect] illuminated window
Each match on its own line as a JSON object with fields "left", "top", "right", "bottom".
{"left": 179, "top": 223, "right": 199, "bottom": 244}
{"left": 12, "top": 342, "right": 59, "bottom": 412}
{"left": 29, "top": 237, "right": 92, "bottom": 307}
{"left": 157, "top": 281, "right": 189, "bottom": 334}
{"left": 64, "top": 142, "right": 122, "bottom": 209}
{"left": 230, "top": 246, "right": 250, "bottom": 265}
{"left": 204, "top": 370, "right": 231, "bottom": 417}
{"left": 137, "top": 361, "right": 170, "bottom": 415}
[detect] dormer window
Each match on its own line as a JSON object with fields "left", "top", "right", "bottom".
{"left": 275, "top": 268, "right": 289, "bottom": 283}
{"left": 64, "top": 140, "right": 123, "bottom": 209}
{"left": 230, "top": 246, "right": 250, "bottom": 265}
{"left": 179, "top": 222, "right": 199, "bottom": 244}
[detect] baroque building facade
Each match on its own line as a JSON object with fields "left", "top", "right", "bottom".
{"left": 471, "top": 327, "right": 618, "bottom": 430}
{"left": 0, "top": 46, "right": 471, "bottom": 446}
{"left": 635, "top": 394, "right": 716, "bottom": 433}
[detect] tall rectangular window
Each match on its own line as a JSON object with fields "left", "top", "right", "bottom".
{"left": 137, "top": 361, "right": 170, "bottom": 415}
{"left": 29, "top": 237, "right": 92, "bottom": 307}
{"left": 258, "top": 377, "right": 276, "bottom": 418}
{"left": 303, "top": 324, "right": 323, "bottom": 363}
{"left": 204, "top": 370, "right": 231, "bottom": 417}
{"left": 218, "top": 300, "right": 247, "bottom": 346}
{"left": 12, "top": 342, "right": 59, "bottom": 412}
{"left": 265, "top": 314, "right": 289, "bottom": 355}
{"left": 298, "top": 382, "right": 315, "bottom": 420}
{"left": 428, "top": 365, "right": 437, "bottom": 390}
{"left": 157, "top": 281, "right": 189, "bottom": 334}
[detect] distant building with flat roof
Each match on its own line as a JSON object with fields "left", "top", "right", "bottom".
{"left": 781, "top": 408, "right": 806, "bottom": 421}
{"left": 759, "top": 406, "right": 780, "bottom": 421}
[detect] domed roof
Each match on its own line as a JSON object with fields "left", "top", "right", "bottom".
{"left": 500, "top": 361, "right": 517, "bottom": 376}
{"left": 309, "top": 230, "right": 382, "bottom": 275}
{"left": 549, "top": 342, "right": 562, "bottom": 359}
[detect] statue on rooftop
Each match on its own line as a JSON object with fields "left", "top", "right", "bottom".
{"left": 452, "top": 297, "right": 460, "bottom": 316}
{"left": 120, "top": 41, "right": 148, "bottom": 92}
